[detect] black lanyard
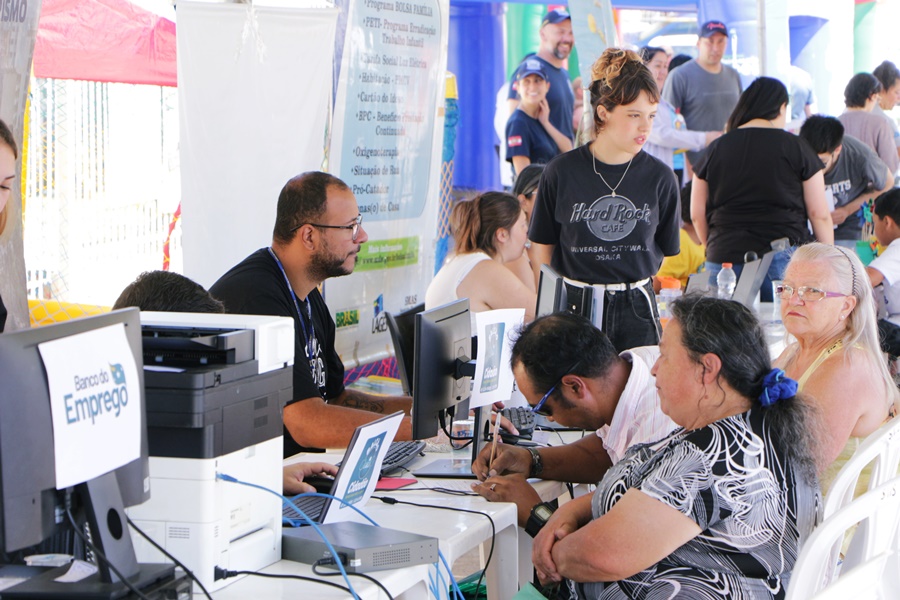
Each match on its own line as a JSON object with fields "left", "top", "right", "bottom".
{"left": 267, "top": 248, "right": 316, "bottom": 373}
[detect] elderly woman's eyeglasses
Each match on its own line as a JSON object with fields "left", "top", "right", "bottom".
{"left": 531, "top": 361, "right": 581, "bottom": 417}
{"left": 291, "top": 214, "right": 363, "bottom": 241}
{"left": 776, "top": 284, "right": 847, "bottom": 302}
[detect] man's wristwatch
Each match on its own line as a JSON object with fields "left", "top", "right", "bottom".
{"left": 525, "top": 502, "right": 555, "bottom": 538}
{"left": 527, "top": 447, "right": 543, "bottom": 478}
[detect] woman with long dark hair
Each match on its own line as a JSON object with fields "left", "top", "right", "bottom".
{"left": 691, "top": 76, "right": 833, "bottom": 300}
{"left": 531, "top": 296, "right": 820, "bottom": 598}
{"left": 528, "top": 48, "right": 680, "bottom": 351}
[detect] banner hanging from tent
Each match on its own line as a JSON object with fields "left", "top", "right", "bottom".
{"left": 327, "top": 0, "right": 450, "bottom": 368}
{"left": 567, "top": 0, "right": 618, "bottom": 88}
{"left": 177, "top": 2, "right": 339, "bottom": 289}
{"left": 0, "top": 0, "right": 42, "bottom": 332}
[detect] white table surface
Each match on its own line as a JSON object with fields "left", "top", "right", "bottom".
{"left": 212, "top": 559, "right": 430, "bottom": 599}
{"left": 215, "top": 446, "right": 538, "bottom": 599}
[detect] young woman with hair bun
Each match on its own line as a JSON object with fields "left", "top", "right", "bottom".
{"left": 425, "top": 192, "right": 536, "bottom": 325}
{"left": 528, "top": 47, "right": 680, "bottom": 352}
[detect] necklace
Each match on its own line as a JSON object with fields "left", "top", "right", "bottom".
{"left": 592, "top": 152, "right": 633, "bottom": 197}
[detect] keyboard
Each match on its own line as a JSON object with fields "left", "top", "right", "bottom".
{"left": 282, "top": 495, "right": 327, "bottom": 522}
{"left": 499, "top": 407, "right": 535, "bottom": 443}
{"left": 336, "top": 440, "right": 426, "bottom": 476}
{"left": 379, "top": 440, "right": 427, "bottom": 475}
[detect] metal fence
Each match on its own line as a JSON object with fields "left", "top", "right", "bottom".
{"left": 23, "top": 79, "right": 181, "bottom": 313}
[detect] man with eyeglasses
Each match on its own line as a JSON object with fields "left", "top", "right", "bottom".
{"left": 470, "top": 312, "right": 677, "bottom": 534}
{"left": 210, "top": 171, "right": 413, "bottom": 455}
{"left": 799, "top": 115, "right": 894, "bottom": 249}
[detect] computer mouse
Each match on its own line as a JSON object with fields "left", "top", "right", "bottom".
{"left": 303, "top": 475, "right": 336, "bottom": 494}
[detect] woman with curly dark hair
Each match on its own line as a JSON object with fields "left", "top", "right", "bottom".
{"left": 528, "top": 48, "right": 680, "bottom": 351}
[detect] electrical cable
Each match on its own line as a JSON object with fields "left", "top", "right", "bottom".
{"left": 281, "top": 492, "right": 465, "bottom": 598}
{"left": 219, "top": 474, "right": 466, "bottom": 600}
{"left": 125, "top": 515, "right": 213, "bottom": 600}
{"left": 312, "top": 560, "right": 395, "bottom": 599}
{"left": 216, "top": 473, "right": 360, "bottom": 599}
{"left": 374, "top": 496, "right": 494, "bottom": 600}
{"left": 63, "top": 506, "right": 152, "bottom": 600}
{"left": 218, "top": 569, "right": 352, "bottom": 594}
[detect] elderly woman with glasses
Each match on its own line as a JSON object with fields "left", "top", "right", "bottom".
{"left": 532, "top": 296, "right": 820, "bottom": 599}
{"left": 774, "top": 242, "right": 899, "bottom": 488}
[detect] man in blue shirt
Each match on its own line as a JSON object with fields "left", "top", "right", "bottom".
{"left": 507, "top": 9, "right": 575, "bottom": 142}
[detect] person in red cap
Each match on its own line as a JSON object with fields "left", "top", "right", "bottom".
{"left": 661, "top": 20, "right": 741, "bottom": 170}
{"left": 507, "top": 8, "right": 576, "bottom": 142}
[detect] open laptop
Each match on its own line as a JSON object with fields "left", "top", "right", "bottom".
{"left": 283, "top": 411, "right": 403, "bottom": 525}
{"left": 731, "top": 250, "right": 776, "bottom": 308}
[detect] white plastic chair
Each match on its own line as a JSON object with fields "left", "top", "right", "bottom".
{"left": 825, "top": 417, "right": 900, "bottom": 520}
{"left": 786, "top": 477, "right": 900, "bottom": 599}
{"left": 805, "top": 551, "right": 896, "bottom": 600}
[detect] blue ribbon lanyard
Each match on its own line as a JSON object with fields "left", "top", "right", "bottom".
{"left": 268, "top": 248, "right": 316, "bottom": 372}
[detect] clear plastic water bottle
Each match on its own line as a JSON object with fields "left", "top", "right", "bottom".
{"left": 657, "top": 277, "right": 682, "bottom": 328}
{"left": 717, "top": 263, "right": 737, "bottom": 300}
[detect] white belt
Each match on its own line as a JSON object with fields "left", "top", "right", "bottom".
{"left": 591, "top": 277, "right": 651, "bottom": 292}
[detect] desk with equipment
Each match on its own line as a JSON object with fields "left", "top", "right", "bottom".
{"left": 274, "top": 440, "right": 574, "bottom": 600}
{"left": 0, "top": 300, "right": 572, "bottom": 599}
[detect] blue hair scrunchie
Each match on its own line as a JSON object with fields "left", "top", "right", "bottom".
{"left": 758, "top": 368, "right": 798, "bottom": 407}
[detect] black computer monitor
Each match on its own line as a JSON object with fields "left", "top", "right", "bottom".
{"left": 410, "top": 299, "right": 490, "bottom": 479}
{"left": 0, "top": 309, "right": 173, "bottom": 597}
{"left": 411, "top": 299, "right": 473, "bottom": 439}
{"left": 385, "top": 303, "right": 425, "bottom": 396}
{"left": 535, "top": 264, "right": 594, "bottom": 320}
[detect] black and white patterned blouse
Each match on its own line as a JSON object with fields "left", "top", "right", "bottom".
{"left": 577, "top": 410, "right": 819, "bottom": 600}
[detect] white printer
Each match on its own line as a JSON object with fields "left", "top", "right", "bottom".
{"left": 127, "top": 312, "right": 294, "bottom": 593}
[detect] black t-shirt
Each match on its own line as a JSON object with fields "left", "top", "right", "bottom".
{"left": 529, "top": 145, "right": 680, "bottom": 284}
{"left": 209, "top": 248, "right": 345, "bottom": 457}
{"left": 695, "top": 128, "right": 822, "bottom": 263}
{"left": 0, "top": 293, "right": 6, "bottom": 333}
{"left": 505, "top": 109, "right": 560, "bottom": 171}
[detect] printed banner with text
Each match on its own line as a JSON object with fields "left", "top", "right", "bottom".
{"left": 328, "top": 0, "right": 450, "bottom": 368}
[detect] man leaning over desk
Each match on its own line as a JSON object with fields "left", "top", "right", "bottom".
{"left": 210, "top": 171, "right": 414, "bottom": 456}
{"left": 471, "top": 313, "right": 677, "bottom": 535}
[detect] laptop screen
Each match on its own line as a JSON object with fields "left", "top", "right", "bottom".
{"left": 731, "top": 251, "right": 775, "bottom": 308}
{"left": 322, "top": 411, "right": 403, "bottom": 524}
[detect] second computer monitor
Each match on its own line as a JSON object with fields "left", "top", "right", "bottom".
{"left": 535, "top": 264, "right": 594, "bottom": 321}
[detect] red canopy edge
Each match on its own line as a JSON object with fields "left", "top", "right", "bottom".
{"left": 33, "top": 0, "right": 177, "bottom": 87}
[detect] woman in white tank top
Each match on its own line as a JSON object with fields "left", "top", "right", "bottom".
{"left": 425, "top": 192, "right": 536, "bottom": 326}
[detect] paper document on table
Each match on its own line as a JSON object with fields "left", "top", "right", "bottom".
{"left": 470, "top": 309, "right": 524, "bottom": 408}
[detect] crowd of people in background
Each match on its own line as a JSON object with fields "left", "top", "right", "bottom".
{"left": 81, "top": 15, "right": 900, "bottom": 596}
{"left": 476, "top": 13, "right": 900, "bottom": 597}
